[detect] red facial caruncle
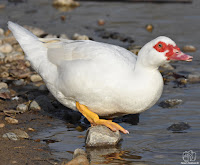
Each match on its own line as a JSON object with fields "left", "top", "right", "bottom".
{"left": 153, "top": 41, "right": 193, "bottom": 62}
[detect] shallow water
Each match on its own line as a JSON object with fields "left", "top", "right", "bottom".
{"left": 1, "top": 0, "right": 200, "bottom": 164}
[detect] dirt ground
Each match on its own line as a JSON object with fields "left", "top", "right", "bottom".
{"left": 0, "top": 97, "right": 65, "bottom": 165}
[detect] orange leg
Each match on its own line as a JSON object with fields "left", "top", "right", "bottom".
{"left": 76, "top": 102, "right": 129, "bottom": 134}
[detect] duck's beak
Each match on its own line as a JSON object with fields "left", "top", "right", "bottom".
{"left": 168, "top": 47, "right": 193, "bottom": 62}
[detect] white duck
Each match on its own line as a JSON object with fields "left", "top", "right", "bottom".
{"left": 8, "top": 21, "right": 192, "bottom": 134}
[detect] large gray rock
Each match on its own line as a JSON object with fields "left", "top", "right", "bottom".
{"left": 85, "top": 125, "right": 122, "bottom": 147}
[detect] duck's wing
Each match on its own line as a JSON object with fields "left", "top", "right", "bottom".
{"left": 39, "top": 38, "right": 137, "bottom": 67}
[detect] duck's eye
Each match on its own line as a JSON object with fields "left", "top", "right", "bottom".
{"left": 158, "top": 44, "right": 162, "bottom": 48}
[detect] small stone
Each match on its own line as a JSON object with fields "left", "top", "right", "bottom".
{"left": 85, "top": 125, "right": 121, "bottom": 147}
{"left": 183, "top": 45, "right": 196, "bottom": 52}
{"left": 28, "top": 128, "right": 35, "bottom": 131}
{"left": 159, "top": 99, "right": 183, "bottom": 108}
{"left": 5, "top": 117, "right": 18, "bottom": 124}
{"left": 38, "top": 84, "right": 48, "bottom": 91}
{"left": 23, "top": 25, "right": 45, "bottom": 37}
{"left": 4, "top": 51, "right": 24, "bottom": 62}
{"left": 0, "top": 28, "right": 4, "bottom": 35}
{"left": 11, "top": 161, "right": 17, "bottom": 164}
{"left": 0, "top": 82, "right": 8, "bottom": 89}
{"left": 30, "top": 74, "right": 42, "bottom": 82}
{"left": 146, "top": 24, "right": 154, "bottom": 32}
{"left": 160, "top": 63, "right": 174, "bottom": 71}
{"left": 3, "top": 36, "right": 18, "bottom": 45}
{"left": 72, "top": 33, "right": 89, "bottom": 40}
{"left": 3, "top": 132, "right": 19, "bottom": 141}
{"left": 0, "top": 88, "right": 11, "bottom": 99}
{"left": 25, "top": 61, "right": 31, "bottom": 67}
{"left": 64, "top": 149, "right": 89, "bottom": 165}
{"left": 16, "top": 104, "right": 28, "bottom": 113}
{"left": 53, "top": 0, "right": 80, "bottom": 7}
{"left": 12, "top": 129, "right": 29, "bottom": 139}
{"left": 44, "top": 34, "right": 57, "bottom": 38}
{"left": 29, "top": 100, "right": 41, "bottom": 111}
{"left": 3, "top": 109, "right": 20, "bottom": 115}
{"left": 0, "top": 71, "right": 9, "bottom": 78}
{"left": 13, "top": 79, "right": 25, "bottom": 86}
{"left": 0, "top": 43, "right": 13, "bottom": 53}
{"left": 98, "top": 19, "right": 105, "bottom": 26}
{"left": 130, "top": 48, "right": 140, "bottom": 55}
{"left": 188, "top": 73, "right": 200, "bottom": 83}
{"left": 59, "top": 34, "right": 69, "bottom": 39}
{"left": 0, "top": 123, "right": 5, "bottom": 128}
{"left": 0, "top": 52, "right": 5, "bottom": 60}
{"left": 167, "top": 122, "right": 190, "bottom": 132}
{"left": 128, "top": 45, "right": 142, "bottom": 55}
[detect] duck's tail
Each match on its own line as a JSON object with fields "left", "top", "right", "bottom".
{"left": 8, "top": 21, "right": 47, "bottom": 72}
{"left": 8, "top": 21, "right": 57, "bottom": 82}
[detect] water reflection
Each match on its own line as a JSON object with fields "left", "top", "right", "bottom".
{"left": 86, "top": 147, "right": 143, "bottom": 165}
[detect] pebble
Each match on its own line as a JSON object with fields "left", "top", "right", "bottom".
{"left": 167, "top": 122, "right": 190, "bottom": 132}
{"left": 0, "top": 88, "right": 11, "bottom": 99}
{"left": 98, "top": 19, "right": 105, "bottom": 26}
{"left": 44, "top": 34, "right": 57, "bottom": 38}
{"left": 12, "top": 129, "right": 29, "bottom": 139}
{"left": 160, "top": 63, "right": 175, "bottom": 71}
{"left": 0, "top": 52, "right": 5, "bottom": 60}
{"left": 187, "top": 73, "right": 200, "bottom": 83}
{"left": 2, "top": 132, "right": 19, "bottom": 141}
{"left": 85, "top": 125, "right": 121, "bottom": 147}
{"left": 72, "top": 33, "right": 89, "bottom": 40}
{"left": 3, "top": 109, "right": 20, "bottom": 115}
{"left": 0, "top": 82, "right": 8, "bottom": 89}
{"left": 0, "top": 28, "right": 4, "bottom": 36}
{"left": 29, "top": 100, "right": 41, "bottom": 111}
{"left": 38, "top": 84, "right": 48, "bottom": 91}
{"left": 127, "top": 45, "right": 142, "bottom": 55}
{"left": 0, "top": 71, "right": 9, "bottom": 78}
{"left": 0, "top": 43, "right": 13, "bottom": 54}
{"left": 59, "top": 34, "right": 69, "bottom": 39}
{"left": 16, "top": 104, "right": 28, "bottom": 113}
{"left": 13, "top": 79, "right": 25, "bottom": 86}
{"left": 30, "top": 74, "right": 42, "bottom": 82}
{"left": 5, "top": 117, "right": 18, "bottom": 124}
{"left": 0, "top": 123, "right": 5, "bottom": 128}
{"left": 64, "top": 149, "right": 89, "bottom": 165}
{"left": 53, "top": 0, "right": 80, "bottom": 7}
{"left": 23, "top": 25, "right": 45, "bottom": 37}
{"left": 146, "top": 24, "right": 154, "bottom": 32}
{"left": 4, "top": 51, "right": 24, "bottom": 62}
{"left": 159, "top": 99, "right": 183, "bottom": 108}
{"left": 3, "top": 36, "right": 18, "bottom": 45}
{"left": 182, "top": 45, "right": 196, "bottom": 52}
{"left": 28, "top": 128, "right": 35, "bottom": 131}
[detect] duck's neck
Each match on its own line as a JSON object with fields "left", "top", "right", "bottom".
{"left": 123, "top": 58, "right": 164, "bottom": 113}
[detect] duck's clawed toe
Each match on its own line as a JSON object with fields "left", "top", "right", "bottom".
{"left": 94, "top": 119, "right": 129, "bottom": 134}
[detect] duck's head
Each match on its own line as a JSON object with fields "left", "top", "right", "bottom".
{"left": 137, "top": 36, "right": 193, "bottom": 68}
